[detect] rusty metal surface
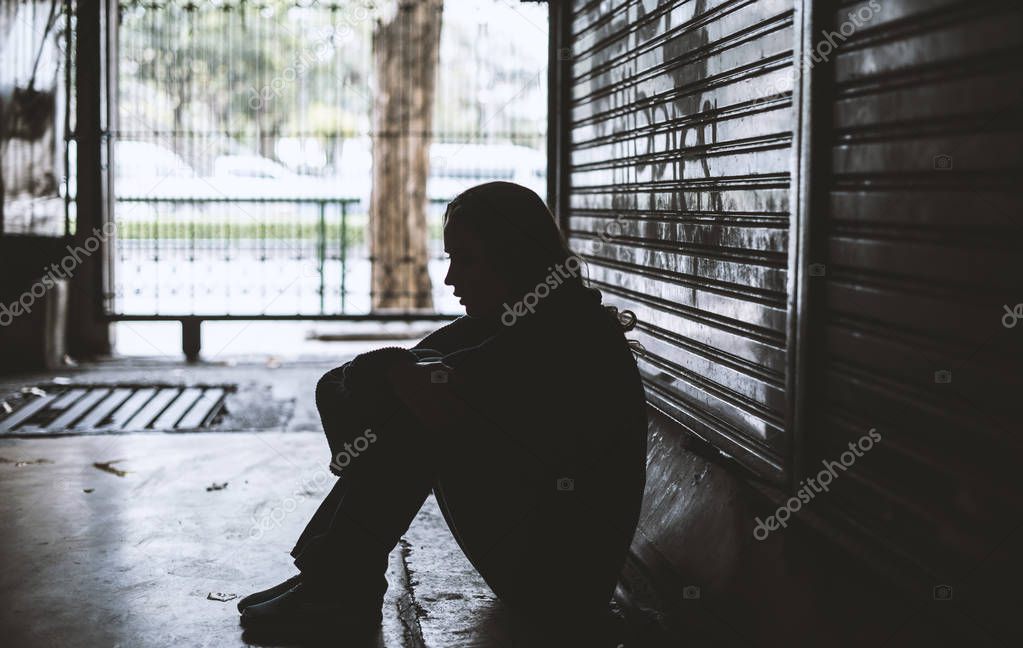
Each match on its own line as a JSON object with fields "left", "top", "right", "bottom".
{"left": 565, "top": 0, "right": 798, "bottom": 481}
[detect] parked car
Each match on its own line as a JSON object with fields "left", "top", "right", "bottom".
{"left": 427, "top": 142, "right": 546, "bottom": 202}
{"left": 208, "top": 154, "right": 350, "bottom": 200}
{"left": 334, "top": 138, "right": 547, "bottom": 209}
{"left": 116, "top": 140, "right": 197, "bottom": 181}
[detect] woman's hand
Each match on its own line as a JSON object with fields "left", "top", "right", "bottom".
{"left": 343, "top": 347, "right": 416, "bottom": 393}
{"left": 385, "top": 360, "right": 468, "bottom": 430}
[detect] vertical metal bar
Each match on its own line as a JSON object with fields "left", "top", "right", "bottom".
{"left": 181, "top": 317, "right": 200, "bottom": 362}
{"left": 786, "top": 0, "right": 832, "bottom": 490}
{"left": 318, "top": 200, "right": 326, "bottom": 314}
{"left": 69, "top": 0, "right": 112, "bottom": 354}
{"left": 548, "top": 0, "right": 572, "bottom": 231}
{"left": 340, "top": 200, "right": 348, "bottom": 312}
{"left": 63, "top": 0, "right": 73, "bottom": 238}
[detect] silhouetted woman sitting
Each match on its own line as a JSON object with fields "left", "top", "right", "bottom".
{"left": 238, "top": 181, "right": 648, "bottom": 643}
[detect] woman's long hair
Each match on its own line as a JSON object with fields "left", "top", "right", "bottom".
{"left": 444, "top": 181, "right": 582, "bottom": 294}
{"left": 444, "top": 182, "right": 638, "bottom": 338}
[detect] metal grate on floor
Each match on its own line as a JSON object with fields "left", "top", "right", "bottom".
{"left": 0, "top": 383, "right": 236, "bottom": 435}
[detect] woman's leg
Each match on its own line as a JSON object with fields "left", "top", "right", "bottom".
{"left": 289, "top": 401, "right": 435, "bottom": 606}
{"left": 432, "top": 412, "right": 637, "bottom": 633}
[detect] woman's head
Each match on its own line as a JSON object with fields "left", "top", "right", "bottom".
{"left": 443, "top": 181, "right": 583, "bottom": 319}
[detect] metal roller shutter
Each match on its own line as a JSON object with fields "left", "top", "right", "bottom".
{"left": 564, "top": 0, "right": 800, "bottom": 481}
{"left": 811, "top": 0, "right": 1023, "bottom": 576}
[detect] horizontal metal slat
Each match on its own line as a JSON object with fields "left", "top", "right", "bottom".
{"left": 573, "top": 237, "right": 788, "bottom": 292}
{"left": 637, "top": 355, "right": 784, "bottom": 448}
{"left": 570, "top": 185, "right": 791, "bottom": 214}
{"left": 569, "top": 214, "right": 789, "bottom": 253}
{"left": 596, "top": 290, "right": 786, "bottom": 370}
{"left": 832, "top": 131, "right": 1019, "bottom": 175}
{"left": 644, "top": 383, "right": 786, "bottom": 481}
{"left": 572, "top": 106, "right": 794, "bottom": 166}
{"left": 833, "top": 66, "right": 1020, "bottom": 130}
{"left": 825, "top": 281, "right": 1010, "bottom": 343}
{"left": 631, "top": 326, "right": 786, "bottom": 411}
{"left": 572, "top": 22, "right": 795, "bottom": 116}
{"left": 572, "top": 0, "right": 793, "bottom": 98}
{"left": 828, "top": 190, "right": 1022, "bottom": 229}
{"left": 834, "top": 6, "right": 1021, "bottom": 84}
{"left": 585, "top": 262, "right": 787, "bottom": 329}
{"left": 828, "top": 236, "right": 1019, "bottom": 287}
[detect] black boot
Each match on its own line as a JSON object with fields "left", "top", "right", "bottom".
{"left": 239, "top": 580, "right": 384, "bottom": 635}
{"left": 236, "top": 574, "right": 302, "bottom": 612}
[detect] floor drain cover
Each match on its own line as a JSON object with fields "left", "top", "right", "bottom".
{"left": 0, "top": 383, "right": 236, "bottom": 435}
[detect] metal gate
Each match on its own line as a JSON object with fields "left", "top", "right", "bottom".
{"left": 107, "top": 0, "right": 549, "bottom": 323}
{"left": 560, "top": 0, "right": 800, "bottom": 482}
{"left": 807, "top": 0, "right": 1023, "bottom": 587}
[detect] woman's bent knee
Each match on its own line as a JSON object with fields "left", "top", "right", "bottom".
{"left": 316, "top": 367, "right": 346, "bottom": 411}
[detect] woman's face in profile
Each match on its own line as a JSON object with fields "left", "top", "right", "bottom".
{"left": 443, "top": 211, "right": 514, "bottom": 319}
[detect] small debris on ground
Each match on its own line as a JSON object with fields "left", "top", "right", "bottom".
{"left": 1, "top": 401, "right": 12, "bottom": 415}
{"left": 206, "top": 482, "right": 228, "bottom": 491}
{"left": 266, "top": 356, "right": 281, "bottom": 369}
{"left": 0, "top": 457, "right": 53, "bottom": 467}
{"left": 52, "top": 377, "right": 71, "bottom": 385}
{"left": 62, "top": 354, "right": 78, "bottom": 367}
{"left": 22, "top": 387, "right": 47, "bottom": 397}
{"left": 83, "top": 488, "right": 94, "bottom": 493}
{"left": 207, "top": 592, "right": 238, "bottom": 602}
{"left": 93, "top": 460, "right": 128, "bottom": 477}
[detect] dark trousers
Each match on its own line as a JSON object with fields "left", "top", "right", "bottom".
{"left": 291, "top": 366, "right": 637, "bottom": 630}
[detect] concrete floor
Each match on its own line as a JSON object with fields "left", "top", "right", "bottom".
{"left": 0, "top": 357, "right": 627, "bottom": 647}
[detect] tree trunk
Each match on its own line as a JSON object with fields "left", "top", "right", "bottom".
{"left": 369, "top": 0, "right": 442, "bottom": 312}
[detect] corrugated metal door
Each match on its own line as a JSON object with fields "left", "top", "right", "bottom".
{"left": 563, "top": 0, "right": 800, "bottom": 481}
{"left": 810, "top": 0, "right": 1023, "bottom": 578}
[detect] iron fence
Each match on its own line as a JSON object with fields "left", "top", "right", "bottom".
{"left": 113, "top": 194, "right": 460, "bottom": 316}
{"left": 108, "top": 0, "right": 549, "bottom": 321}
